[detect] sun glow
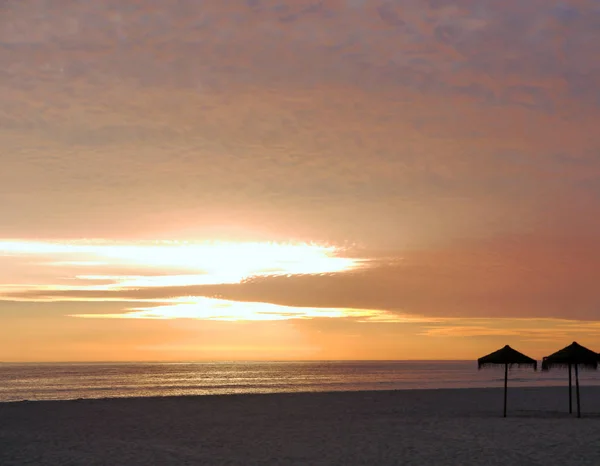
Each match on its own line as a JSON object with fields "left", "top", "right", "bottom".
{"left": 0, "top": 239, "right": 365, "bottom": 289}
{"left": 0, "top": 239, "right": 389, "bottom": 323}
{"left": 70, "top": 296, "right": 413, "bottom": 322}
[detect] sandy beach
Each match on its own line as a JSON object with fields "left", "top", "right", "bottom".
{"left": 2, "top": 386, "right": 600, "bottom": 465}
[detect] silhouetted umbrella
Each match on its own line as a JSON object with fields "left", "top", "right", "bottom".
{"left": 478, "top": 345, "right": 537, "bottom": 417}
{"left": 542, "top": 341, "right": 598, "bottom": 418}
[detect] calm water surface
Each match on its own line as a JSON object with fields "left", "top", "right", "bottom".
{"left": 2, "top": 361, "right": 599, "bottom": 402}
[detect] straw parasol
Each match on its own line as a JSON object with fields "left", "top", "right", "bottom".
{"left": 478, "top": 345, "right": 537, "bottom": 417}
{"left": 542, "top": 341, "right": 598, "bottom": 418}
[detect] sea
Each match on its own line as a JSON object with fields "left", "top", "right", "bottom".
{"left": 2, "top": 361, "right": 600, "bottom": 402}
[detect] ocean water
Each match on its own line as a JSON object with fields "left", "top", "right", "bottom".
{"left": 2, "top": 361, "right": 600, "bottom": 402}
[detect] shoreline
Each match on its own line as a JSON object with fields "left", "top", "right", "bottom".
{"left": 0, "top": 383, "right": 590, "bottom": 405}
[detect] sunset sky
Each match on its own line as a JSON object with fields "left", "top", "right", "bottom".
{"left": 1, "top": 0, "right": 600, "bottom": 361}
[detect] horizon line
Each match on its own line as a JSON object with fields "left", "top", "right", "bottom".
{"left": 1, "top": 359, "right": 486, "bottom": 364}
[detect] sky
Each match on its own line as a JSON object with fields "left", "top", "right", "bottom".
{"left": 1, "top": 0, "right": 600, "bottom": 361}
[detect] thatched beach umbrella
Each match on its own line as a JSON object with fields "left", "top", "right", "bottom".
{"left": 542, "top": 341, "right": 598, "bottom": 418}
{"left": 478, "top": 345, "right": 537, "bottom": 417}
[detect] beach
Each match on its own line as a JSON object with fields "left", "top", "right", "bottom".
{"left": 2, "top": 386, "right": 600, "bottom": 465}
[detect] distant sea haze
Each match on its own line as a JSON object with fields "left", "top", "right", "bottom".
{"left": 2, "top": 361, "right": 600, "bottom": 402}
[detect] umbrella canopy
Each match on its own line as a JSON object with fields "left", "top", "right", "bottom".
{"left": 542, "top": 341, "right": 598, "bottom": 370}
{"left": 478, "top": 345, "right": 537, "bottom": 370}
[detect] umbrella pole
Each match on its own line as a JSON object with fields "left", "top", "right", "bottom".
{"left": 575, "top": 363, "right": 581, "bottom": 418}
{"left": 503, "top": 363, "right": 508, "bottom": 418}
{"left": 569, "top": 364, "right": 572, "bottom": 414}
